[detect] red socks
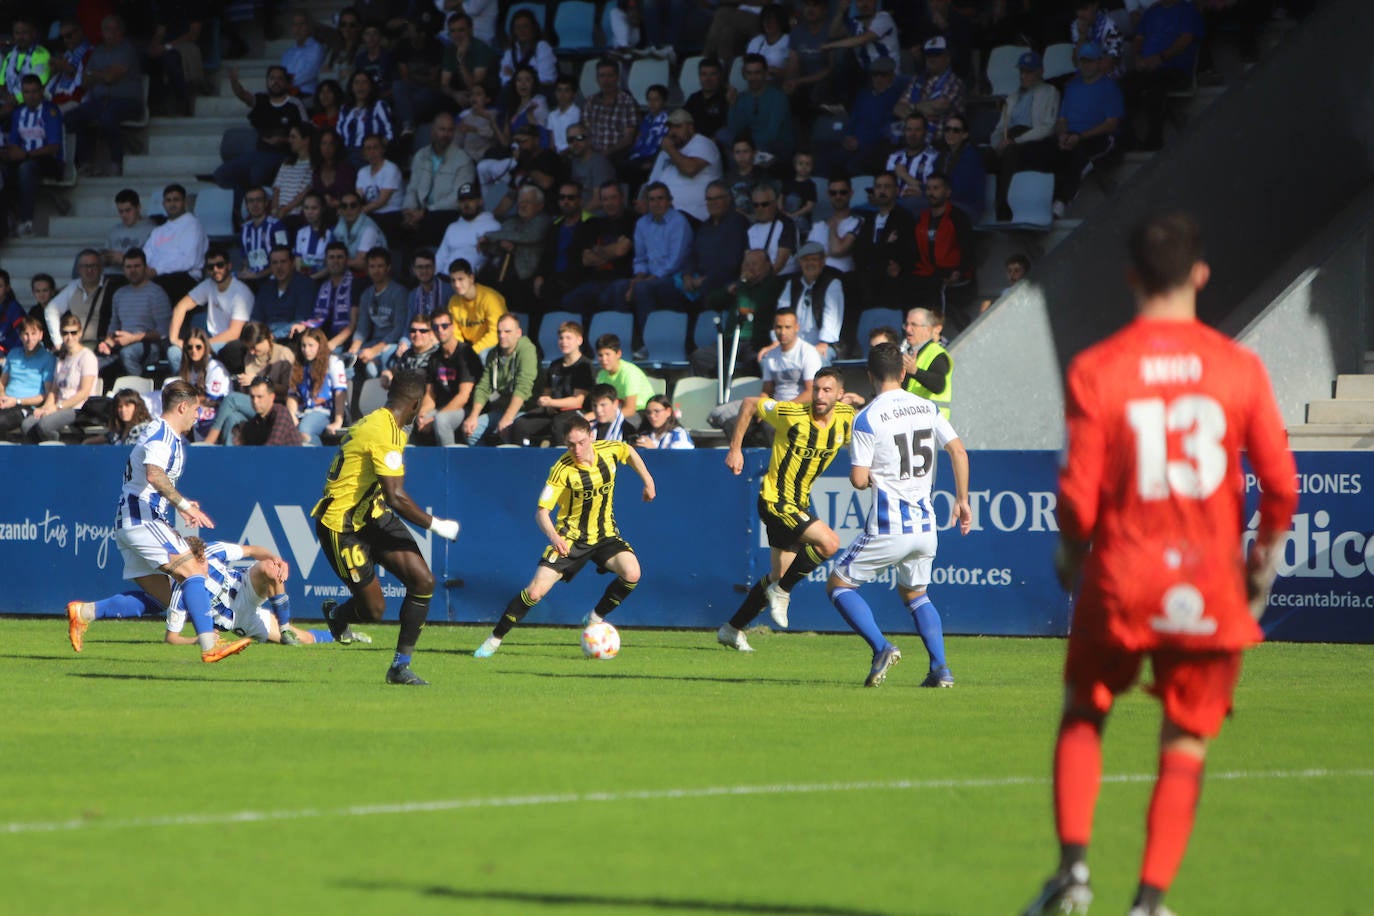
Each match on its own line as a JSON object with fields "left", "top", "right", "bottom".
{"left": 1053, "top": 717, "right": 1103, "bottom": 847}
{"left": 1140, "top": 751, "right": 1205, "bottom": 891}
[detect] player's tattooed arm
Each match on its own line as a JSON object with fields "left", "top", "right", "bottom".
{"left": 146, "top": 464, "right": 214, "bottom": 528}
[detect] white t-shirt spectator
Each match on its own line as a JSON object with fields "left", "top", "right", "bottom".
{"left": 435, "top": 210, "right": 502, "bottom": 277}
{"left": 357, "top": 160, "right": 405, "bottom": 214}
{"left": 807, "top": 215, "right": 861, "bottom": 273}
{"left": 608, "top": 8, "right": 640, "bottom": 49}
{"left": 145, "top": 213, "right": 209, "bottom": 278}
{"left": 748, "top": 217, "right": 800, "bottom": 276}
{"left": 746, "top": 33, "right": 790, "bottom": 71}
{"left": 761, "top": 338, "right": 822, "bottom": 403}
{"left": 187, "top": 277, "right": 254, "bottom": 337}
{"left": 546, "top": 103, "right": 582, "bottom": 152}
{"left": 647, "top": 132, "right": 722, "bottom": 223}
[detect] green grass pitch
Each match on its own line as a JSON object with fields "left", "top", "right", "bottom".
{"left": 4, "top": 618, "right": 1372, "bottom": 915}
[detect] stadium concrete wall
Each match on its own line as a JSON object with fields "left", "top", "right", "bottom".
{"left": 954, "top": 0, "right": 1374, "bottom": 449}
{"left": 3, "top": 448, "right": 1370, "bottom": 643}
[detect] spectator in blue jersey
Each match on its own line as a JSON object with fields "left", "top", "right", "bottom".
{"left": 238, "top": 187, "right": 291, "bottom": 283}
{"left": 619, "top": 83, "right": 669, "bottom": 197}
{"left": 288, "top": 327, "right": 349, "bottom": 444}
{"left": 292, "top": 242, "right": 360, "bottom": 354}
{"left": 252, "top": 245, "right": 316, "bottom": 339}
{"left": 3, "top": 75, "right": 63, "bottom": 239}
{"left": 47, "top": 20, "right": 92, "bottom": 114}
{"left": 348, "top": 247, "right": 407, "bottom": 384}
{"left": 1051, "top": 43, "right": 1124, "bottom": 218}
{"left": 0, "top": 315, "right": 56, "bottom": 437}
{"left": 634, "top": 394, "right": 694, "bottom": 450}
{"left": 1122, "top": 0, "right": 1204, "bottom": 151}
{"left": 398, "top": 249, "right": 451, "bottom": 357}
{"left": 338, "top": 70, "right": 394, "bottom": 167}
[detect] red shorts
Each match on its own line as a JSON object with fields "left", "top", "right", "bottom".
{"left": 1063, "top": 635, "right": 1243, "bottom": 739}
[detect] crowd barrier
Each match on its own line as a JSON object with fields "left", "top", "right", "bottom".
{"left": 1, "top": 447, "right": 1369, "bottom": 643}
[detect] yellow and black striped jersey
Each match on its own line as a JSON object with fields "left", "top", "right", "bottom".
{"left": 538, "top": 439, "right": 632, "bottom": 544}
{"left": 312, "top": 408, "right": 408, "bottom": 532}
{"left": 758, "top": 398, "right": 854, "bottom": 508}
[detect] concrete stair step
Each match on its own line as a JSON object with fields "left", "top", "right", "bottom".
{"left": 1365, "top": 351, "right": 1374, "bottom": 374}
{"left": 188, "top": 96, "right": 248, "bottom": 119}
{"left": 64, "top": 179, "right": 215, "bottom": 216}
{"left": 122, "top": 152, "right": 223, "bottom": 178}
{"left": 1334, "top": 374, "right": 1374, "bottom": 399}
{"left": 1288, "top": 424, "right": 1374, "bottom": 451}
{"left": 48, "top": 215, "right": 121, "bottom": 237}
{"left": 1306, "top": 399, "right": 1374, "bottom": 424}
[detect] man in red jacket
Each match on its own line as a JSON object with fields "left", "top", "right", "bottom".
{"left": 910, "top": 172, "right": 976, "bottom": 336}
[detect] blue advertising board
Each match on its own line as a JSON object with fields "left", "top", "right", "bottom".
{"left": 0, "top": 446, "right": 1368, "bottom": 643}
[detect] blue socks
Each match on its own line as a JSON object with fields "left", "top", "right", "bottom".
{"left": 308, "top": 629, "right": 334, "bottom": 643}
{"left": 93, "top": 591, "right": 163, "bottom": 619}
{"left": 392, "top": 652, "right": 411, "bottom": 668}
{"left": 908, "top": 595, "right": 947, "bottom": 669}
{"left": 181, "top": 575, "right": 213, "bottom": 635}
{"left": 830, "top": 587, "right": 891, "bottom": 654}
{"left": 269, "top": 593, "right": 291, "bottom": 626}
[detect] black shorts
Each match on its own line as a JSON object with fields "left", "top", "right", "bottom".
{"left": 316, "top": 512, "right": 418, "bottom": 591}
{"left": 758, "top": 496, "right": 818, "bottom": 551}
{"left": 539, "top": 537, "right": 634, "bottom": 582}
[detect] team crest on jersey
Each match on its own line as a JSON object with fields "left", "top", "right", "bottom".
{"left": 1150, "top": 583, "right": 1217, "bottom": 635}
{"left": 383, "top": 450, "right": 403, "bottom": 470}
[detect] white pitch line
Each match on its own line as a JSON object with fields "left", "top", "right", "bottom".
{"left": 5, "top": 768, "right": 1371, "bottom": 837}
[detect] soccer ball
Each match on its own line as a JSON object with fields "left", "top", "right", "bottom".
{"left": 580, "top": 621, "right": 620, "bottom": 659}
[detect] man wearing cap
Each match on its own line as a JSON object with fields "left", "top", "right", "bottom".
{"left": 824, "top": 57, "right": 902, "bottom": 178}
{"left": 990, "top": 51, "right": 1062, "bottom": 223}
{"left": 646, "top": 108, "right": 722, "bottom": 223}
{"left": 435, "top": 183, "right": 502, "bottom": 278}
{"left": 893, "top": 36, "right": 966, "bottom": 139}
{"left": 1051, "top": 42, "right": 1123, "bottom": 218}
{"left": 400, "top": 112, "right": 476, "bottom": 245}
{"left": 774, "top": 241, "right": 843, "bottom": 366}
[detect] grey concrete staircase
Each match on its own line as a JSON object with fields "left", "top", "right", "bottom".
{"left": 1289, "top": 361, "right": 1374, "bottom": 450}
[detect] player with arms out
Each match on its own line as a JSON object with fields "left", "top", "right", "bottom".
{"left": 312, "top": 369, "right": 461, "bottom": 686}
{"left": 826, "top": 343, "right": 971, "bottom": 687}
{"left": 66, "top": 379, "right": 251, "bottom": 664}
{"left": 1022, "top": 213, "right": 1298, "bottom": 916}
{"left": 718, "top": 367, "right": 855, "bottom": 651}
{"left": 474, "top": 413, "right": 657, "bottom": 657}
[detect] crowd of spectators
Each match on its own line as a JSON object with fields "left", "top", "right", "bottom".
{"left": 0, "top": 0, "right": 1295, "bottom": 446}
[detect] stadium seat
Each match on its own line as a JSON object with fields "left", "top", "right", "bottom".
{"left": 854, "top": 308, "right": 903, "bottom": 355}
{"left": 727, "top": 57, "right": 749, "bottom": 94}
{"left": 730, "top": 376, "right": 763, "bottom": 400}
{"left": 194, "top": 186, "right": 237, "bottom": 239}
{"left": 849, "top": 174, "right": 876, "bottom": 207}
{"left": 413, "top": 121, "right": 432, "bottom": 153}
{"left": 986, "top": 45, "right": 1031, "bottom": 96}
{"left": 1006, "top": 171, "right": 1055, "bottom": 229}
{"left": 648, "top": 375, "right": 667, "bottom": 397}
{"left": 552, "top": 1, "right": 597, "bottom": 54}
{"left": 673, "top": 375, "right": 718, "bottom": 432}
{"left": 693, "top": 311, "right": 720, "bottom": 352}
{"left": 628, "top": 58, "right": 670, "bottom": 106}
{"left": 112, "top": 375, "right": 154, "bottom": 394}
{"left": 579, "top": 58, "right": 602, "bottom": 101}
{"left": 677, "top": 56, "right": 704, "bottom": 99}
{"left": 539, "top": 309, "right": 578, "bottom": 358}
{"left": 588, "top": 311, "right": 633, "bottom": 349}
{"left": 510, "top": 311, "right": 529, "bottom": 335}
{"left": 356, "top": 377, "right": 387, "bottom": 416}
{"left": 1042, "top": 43, "right": 1077, "bottom": 81}
{"left": 642, "top": 311, "right": 688, "bottom": 365}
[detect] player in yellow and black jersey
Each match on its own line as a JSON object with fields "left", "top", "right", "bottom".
{"left": 718, "top": 367, "right": 854, "bottom": 651}
{"left": 473, "top": 413, "right": 658, "bottom": 658}
{"left": 311, "top": 370, "right": 461, "bottom": 686}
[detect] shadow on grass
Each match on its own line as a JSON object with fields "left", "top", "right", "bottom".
{"left": 343, "top": 880, "right": 907, "bottom": 915}
{"left": 70, "top": 672, "right": 295, "bottom": 684}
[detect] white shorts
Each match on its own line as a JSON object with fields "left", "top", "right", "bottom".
{"left": 167, "top": 569, "right": 275, "bottom": 641}
{"left": 832, "top": 530, "right": 938, "bottom": 590}
{"left": 115, "top": 521, "right": 191, "bottom": 581}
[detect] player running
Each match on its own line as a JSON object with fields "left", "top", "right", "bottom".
{"left": 1021, "top": 213, "right": 1298, "bottom": 916}
{"left": 312, "top": 370, "right": 461, "bottom": 686}
{"left": 474, "top": 413, "right": 657, "bottom": 658}
{"left": 718, "top": 367, "right": 855, "bottom": 651}
{"left": 67, "top": 379, "right": 250, "bottom": 664}
{"left": 826, "top": 343, "right": 971, "bottom": 687}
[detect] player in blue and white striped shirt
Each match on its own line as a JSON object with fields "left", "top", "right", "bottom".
{"left": 67, "top": 380, "right": 250, "bottom": 663}
{"left": 827, "top": 343, "right": 972, "bottom": 687}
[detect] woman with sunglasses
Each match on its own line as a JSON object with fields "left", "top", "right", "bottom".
{"left": 174, "top": 326, "right": 231, "bottom": 441}
{"left": 26, "top": 312, "right": 98, "bottom": 441}
{"left": 288, "top": 327, "right": 348, "bottom": 445}
{"left": 932, "top": 115, "right": 987, "bottom": 220}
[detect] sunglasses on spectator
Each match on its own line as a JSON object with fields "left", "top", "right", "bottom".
{"left": 340, "top": 201, "right": 361, "bottom": 209}
{"left": 409, "top": 326, "right": 431, "bottom": 334}
{"left": 568, "top": 134, "right": 587, "bottom": 142}
{"left": 61, "top": 328, "right": 81, "bottom": 336}
{"left": 828, "top": 188, "right": 851, "bottom": 196}
{"left": 751, "top": 199, "right": 774, "bottom": 207}
{"left": 206, "top": 261, "right": 228, "bottom": 270}
{"left": 432, "top": 320, "right": 452, "bottom": 329}
{"left": 187, "top": 344, "right": 206, "bottom": 352}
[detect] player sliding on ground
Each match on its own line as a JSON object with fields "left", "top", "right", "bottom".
{"left": 66, "top": 379, "right": 250, "bottom": 664}
{"left": 475, "top": 414, "right": 656, "bottom": 658}
{"left": 312, "top": 370, "right": 461, "bottom": 686}
{"left": 717, "top": 367, "right": 854, "bottom": 651}
{"left": 826, "top": 343, "right": 972, "bottom": 687}
{"left": 1021, "top": 213, "right": 1298, "bottom": 916}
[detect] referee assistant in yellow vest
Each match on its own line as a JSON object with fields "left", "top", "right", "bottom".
{"left": 900, "top": 307, "right": 951, "bottom": 420}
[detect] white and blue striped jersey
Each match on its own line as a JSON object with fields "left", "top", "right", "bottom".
{"left": 169, "top": 542, "right": 248, "bottom": 616}
{"left": 851, "top": 389, "right": 957, "bottom": 536}
{"left": 114, "top": 418, "right": 187, "bottom": 529}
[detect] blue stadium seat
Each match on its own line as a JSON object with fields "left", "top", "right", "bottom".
{"left": 552, "top": 1, "right": 598, "bottom": 53}
{"left": 539, "top": 309, "right": 579, "bottom": 357}
{"left": 693, "top": 311, "right": 719, "bottom": 352}
{"left": 194, "top": 187, "right": 236, "bottom": 239}
{"left": 854, "top": 308, "right": 903, "bottom": 356}
{"left": 642, "top": 311, "right": 688, "bottom": 365}
{"left": 588, "top": 311, "right": 633, "bottom": 350}
{"left": 1042, "top": 43, "right": 1077, "bottom": 81}
{"left": 1006, "top": 171, "right": 1055, "bottom": 229}
{"left": 677, "top": 56, "right": 705, "bottom": 99}
{"left": 986, "top": 45, "right": 1031, "bottom": 96}
{"left": 628, "top": 58, "right": 670, "bottom": 106}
